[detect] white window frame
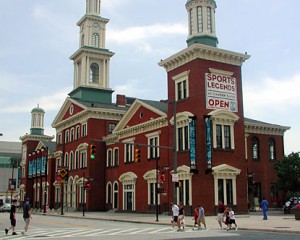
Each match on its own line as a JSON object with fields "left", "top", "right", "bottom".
{"left": 113, "top": 147, "right": 119, "bottom": 166}
{"left": 107, "top": 149, "right": 112, "bottom": 167}
{"left": 146, "top": 131, "right": 160, "bottom": 159}
{"left": 172, "top": 70, "right": 190, "bottom": 101}
{"left": 65, "top": 130, "right": 70, "bottom": 143}
{"left": 123, "top": 138, "right": 134, "bottom": 163}
{"left": 210, "top": 110, "right": 239, "bottom": 150}
{"left": 82, "top": 123, "right": 87, "bottom": 137}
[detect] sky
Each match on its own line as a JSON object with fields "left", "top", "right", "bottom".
{"left": 0, "top": 0, "right": 299, "bottom": 155}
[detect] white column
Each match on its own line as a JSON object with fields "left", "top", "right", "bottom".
{"left": 223, "top": 179, "right": 227, "bottom": 205}
{"left": 233, "top": 177, "right": 237, "bottom": 205}
{"left": 214, "top": 176, "right": 218, "bottom": 205}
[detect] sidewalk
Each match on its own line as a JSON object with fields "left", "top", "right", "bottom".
{"left": 34, "top": 209, "right": 300, "bottom": 234}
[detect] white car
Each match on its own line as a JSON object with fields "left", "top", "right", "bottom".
{"left": 0, "top": 203, "right": 11, "bottom": 212}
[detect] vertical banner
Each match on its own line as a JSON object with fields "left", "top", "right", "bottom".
{"left": 28, "top": 154, "right": 32, "bottom": 178}
{"left": 41, "top": 155, "right": 46, "bottom": 176}
{"left": 32, "top": 153, "right": 36, "bottom": 177}
{"left": 37, "top": 151, "right": 41, "bottom": 176}
{"left": 18, "top": 167, "right": 22, "bottom": 187}
{"left": 205, "top": 116, "right": 212, "bottom": 170}
{"left": 189, "top": 118, "right": 197, "bottom": 171}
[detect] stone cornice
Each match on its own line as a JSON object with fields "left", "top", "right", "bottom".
{"left": 70, "top": 46, "right": 114, "bottom": 61}
{"left": 19, "top": 134, "right": 54, "bottom": 142}
{"left": 104, "top": 117, "right": 168, "bottom": 142}
{"left": 158, "top": 43, "right": 250, "bottom": 72}
{"left": 54, "top": 108, "right": 126, "bottom": 133}
{"left": 245, "top": 123, "right": 290, "bottom": 136}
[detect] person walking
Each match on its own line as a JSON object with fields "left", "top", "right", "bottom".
{"left": 21, "top": 198, "right": 32, "bottom": 236}
{"left": 227, "top": 207, "right": 238, "bottom": 230}
{"left": 217, "top": 201, "right": 226, "bottom": 229}
{"left": 260, "top": 197, "right": 269, "bottom": 220}
{"left": 192, "top": 207, "right": 199, "bottom": 229}
{"left": 170, "top": 202, "right": 179, "bottom": 229}
{"left": 197, "top": 205, "right": 207, "bottom": 230}
{"left": 177, "top": 202, "right": 185, "bottom": 231}
{"left": 5, "top": 199, "right": 18, "bottom": 235}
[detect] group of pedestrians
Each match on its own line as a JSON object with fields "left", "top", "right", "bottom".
{"left": 4, "top": 198, "right": 31, "bottom": 236}
{"left": 171, "top": 200, "right": 239, "bottom": 231}
{"left": 216, "top": 201, "right": 238, "bottom": 230}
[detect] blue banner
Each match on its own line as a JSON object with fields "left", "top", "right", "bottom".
{"left": 205, "top": 116, "right": 212, "bottom": 169}
{"left": 189, "top": 119, "right": 196, "bottom": 170}
{"left": 28, "top": 160, "right": 33, "bottom": 178}
{"left": 41, "top": 156, "right": 46, "bottom": 175}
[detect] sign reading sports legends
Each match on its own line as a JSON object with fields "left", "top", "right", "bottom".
{"left": 205, "top": 72, "right": 238, "bottom": 112}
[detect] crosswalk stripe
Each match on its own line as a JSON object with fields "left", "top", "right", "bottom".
{"left": 107, "top": 228, "right": 139, "bottom": 235}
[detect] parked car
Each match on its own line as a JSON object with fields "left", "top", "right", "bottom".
{"left": 283, "top": 197, "right": 300, "bottom": 214}
{"left": 0, "top": 203, "right": 11, "bottom": 212}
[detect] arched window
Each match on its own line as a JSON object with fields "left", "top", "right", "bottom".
{"left": 69, "top": 152, "right": 74, "bottom": 170}
{"left": 89, "top": 63, "right": 99, "bottom": 83}
{"left": 269, "top": 139, "right": 276, "bottom": 160}
{"left": 252, "top": 137, "right": 259, "bottom": 160}
{"left": 92, "top": 33, "right": 99, "bottom": 47}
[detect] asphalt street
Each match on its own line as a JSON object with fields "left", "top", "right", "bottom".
{"left": 0, "top": 213, "right": 300, "bottom": 240}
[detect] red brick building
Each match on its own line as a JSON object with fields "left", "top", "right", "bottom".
{"left": 20, "top": 0, "right": 290, "bottom": 215}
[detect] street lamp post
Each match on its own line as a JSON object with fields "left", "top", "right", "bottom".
{"left": 155, "top": 157, "right": 159, "bottom": 222}
{"left": 172, "top": 100, "right": 177, "bottom": 204}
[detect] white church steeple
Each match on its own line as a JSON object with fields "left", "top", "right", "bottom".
{"left": 69, "top": 0, "right": 114, "bottom": 102}
{"left": 186, "top": 0, "right": 218, "bottom": 47}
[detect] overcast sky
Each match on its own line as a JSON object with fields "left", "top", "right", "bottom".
{"left": 0, "top": 0, "right": 299, "bottom": 155}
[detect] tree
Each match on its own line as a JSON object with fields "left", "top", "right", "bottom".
{"left": 275, "top": 152, "right": 300, "bottom": 196}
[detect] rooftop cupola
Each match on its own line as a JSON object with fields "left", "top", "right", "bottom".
{"left": 186, "top": 0, "right": 218, "bottom": 47}
{"left": 30, "top": 104, "right": 45, "bottom": 135}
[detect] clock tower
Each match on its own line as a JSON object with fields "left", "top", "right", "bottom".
{"left": 69, "top": 0, "right": 114, "bottom": 104}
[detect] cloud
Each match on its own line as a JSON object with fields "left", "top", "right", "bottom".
{"left": 107, "top": 23, "right": 186, "bottom": 45}
{"left": 244, "top": 74, "right": 300, "bottom": 118}
{"left": 1, "top": 87, "right": 71, "bottom": 114}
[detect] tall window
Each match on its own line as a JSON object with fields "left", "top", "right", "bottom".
{"left": 149, "top": 183, "right": 155, "bottom": 205}
{"left": 216, "top": 125, "right": 222, "bottom": 148}
{"left": 252, "top": 137, "right": 259, "bottom": 160}
{"left": 148, "top": 136, "right": 159, "bottom": 159}
{"left": 92, "top": 33, "right": 99, "bottom": 47}
{"left": 70, "top": 128, "right": 74, "bottom": 142}
{"left": 224, "top": 125, "right": 231, "bottom": 149}
{"left": 269, "top": 139, "right": 276, "bottom": 160}
{"left": 177, "top": 80, "right": 187, "bottom": 101}
{"left": 65, "top": 130, "right": 69, "bottom": 143}
{"left": 189, "top": 9, "right": 194, "bottom": 34}
{"left": 124, "top": 143, "right": 133, "bottom": 163}
{"left": 81, "top": 152, "right": 87, "bottom": 168}
{"left": 75, "top": 151, "right": 79, "bottom": 169}
{"left": 114, "top": 148, "right": 119, "bottom": 166}
{"left": 173, "top": 71, "right": 190, "bottom": 101}
{"left": 207, "top": 7, "right": 212, "bottom": 32}
{"left": 89, "top": 63, "right": 99, "bottom": 83}
{"left": 177, "top": 126, "right": 189, "bottom": 151}
{"left": 107, "top": 149, "right": 112, "bottom": 167}
{"left": 82, "top": 123, "right": 87, "bottom": 137}
{"left": 76, "top": 126, "right": 80, "bottom": 139}
{"left": 197, "top": 6, "right": 203, "bottom": 33}
{"left": 216, "top": 125, "right": 232, "bottom": 150}
{"left": 69, "top": 152, "right": 73, "bottom": 170}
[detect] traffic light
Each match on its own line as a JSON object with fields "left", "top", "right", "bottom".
{"left": 134, "top": 148, "right": 141, "bottom": 163}
{"left": 90, "top": 144, "right": 96, "bottom": 159}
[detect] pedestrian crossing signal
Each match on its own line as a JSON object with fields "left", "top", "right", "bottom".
{"left": 134, "top": 149, "right": 141, "bottom": 163}
{"left": 90, "top": 144, "right": 96, "bottom": 159}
